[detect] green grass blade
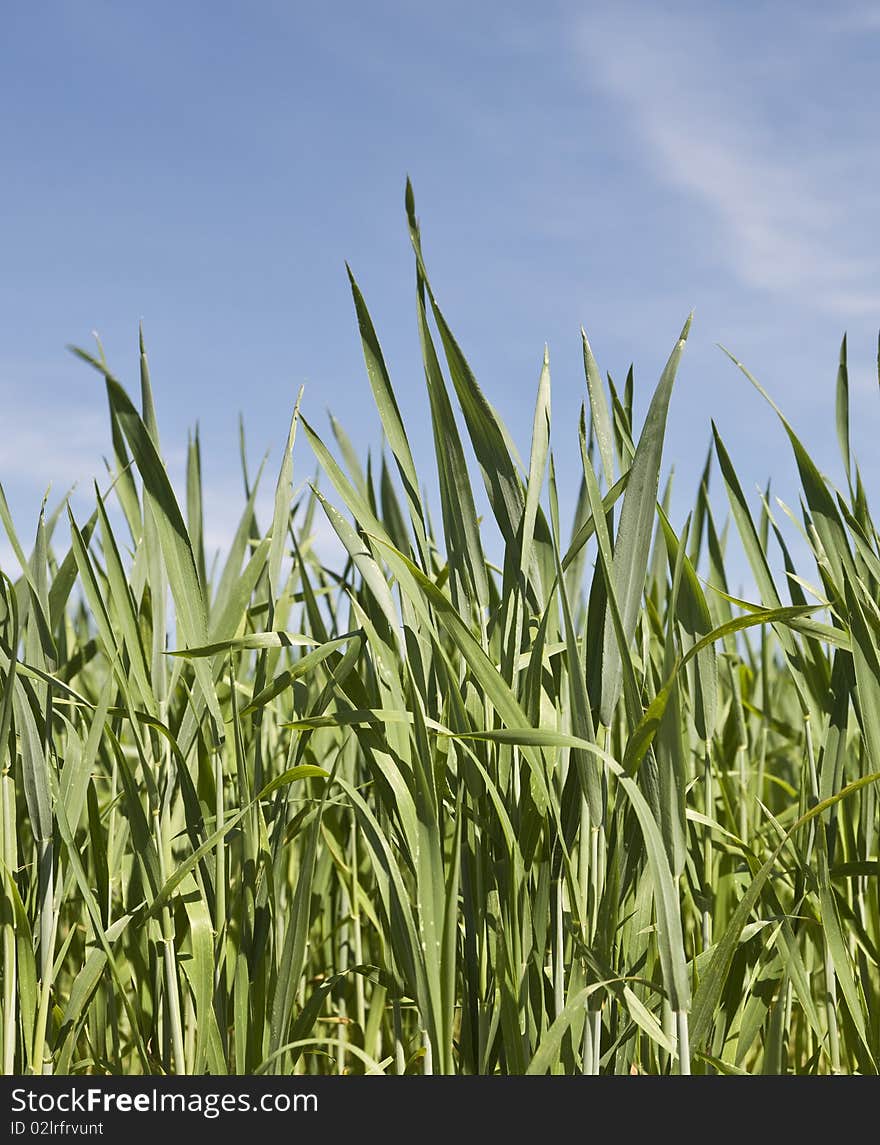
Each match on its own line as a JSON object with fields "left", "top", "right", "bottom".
{"left": 600, "top": 316, "right": 691, "bottom": 724}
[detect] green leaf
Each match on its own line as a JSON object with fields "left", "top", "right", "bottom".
{"left": 601, "top": 315, "right": 691, "bottom": 724}
{"left": 102, "top": 373, "right": 225, "bottom": 736}
{"left": 348, "top": 265, "right": 427, "bottom": 565}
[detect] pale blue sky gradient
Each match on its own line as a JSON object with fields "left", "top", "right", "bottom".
{"left": 3, "top": 1, "right": 880, "bottom": 585}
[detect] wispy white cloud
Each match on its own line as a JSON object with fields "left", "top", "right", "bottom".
{"left": 840, "top": 2, "right": 880, "bottom": 29}
{"left": 0, "top": 394, "right": 106, "bottom": 494}
{"left": 575, "top": 2, "right": 880, "bottom": 318}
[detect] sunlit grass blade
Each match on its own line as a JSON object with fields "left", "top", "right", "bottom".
{"left": 600, "top": 315, "right": 691, "bottom": 725}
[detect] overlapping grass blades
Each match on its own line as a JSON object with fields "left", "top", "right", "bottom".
{"left": 0, "top": 187, "right": 878, "bottom": 1075}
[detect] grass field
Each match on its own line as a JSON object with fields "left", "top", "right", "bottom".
{"left": 1, "top": 187, "right": 878, "bottom": 1075}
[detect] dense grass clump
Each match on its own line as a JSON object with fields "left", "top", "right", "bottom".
{"left": 1, "top": 188, "right": 878, "bottom": 1075}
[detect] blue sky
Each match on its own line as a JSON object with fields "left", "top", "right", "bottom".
{"left": 3, "top": 1, "right": 880, "bottom": 587}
